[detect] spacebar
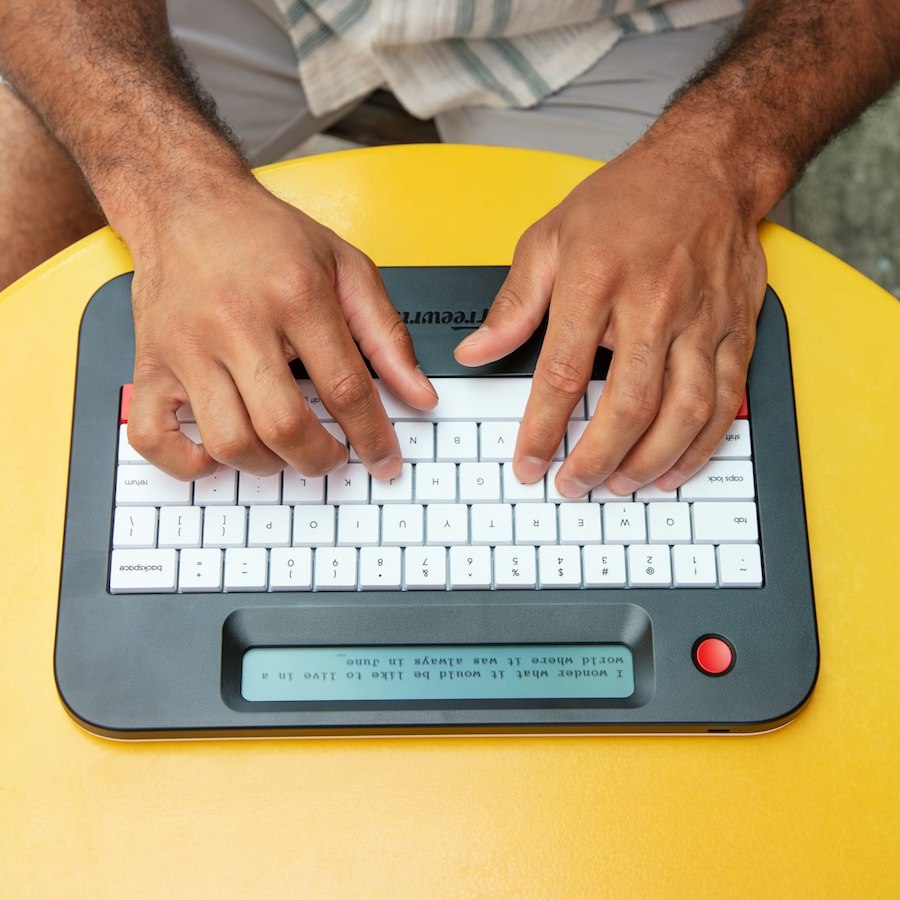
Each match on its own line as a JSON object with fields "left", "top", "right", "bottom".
{"left": 297, "top": 377, "right": 587, "bottom": 421}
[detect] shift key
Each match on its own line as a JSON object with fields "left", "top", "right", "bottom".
{"left": 116, "top": 464, "right": 192, "bottom": 506}
{"left": 679, "top": 460, "right": 755, "bottom": 501}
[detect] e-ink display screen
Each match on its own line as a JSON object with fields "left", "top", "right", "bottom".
{"left": 241, "top": 645, "right": 634, "bottom": 702}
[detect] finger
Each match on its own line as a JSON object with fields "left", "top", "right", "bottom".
{"left": 336, "top": 251, "right": 438, "bottom": 410}
{"left": 554, "top": 321, "right": 668, "bottom": 498}
{"left": 284, "top": 289, "right": 403, "bottom": 480}
{"left": 453, "top": 225, "right": 555, "bottom": 366}
{"left": 604, "top": 336, "right": 716, "bottom": 494}
{"left": 222, "top": 337, "right": 350, "bottom": 478}
{"left": 127, "top": 368, "right": 218, "bottom": 481}
{"left": 513, "top": 279, "right": 608, "bottom": 483}
{"left": 179, "top": 362, "right": 288, "bottom": 477}
{"left": 655, "top": 332, "right": 752, "bottom": 491}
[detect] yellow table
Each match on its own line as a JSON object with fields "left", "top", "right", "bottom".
{"left": 2, "top": 146, "right": 898, "bottom": 898}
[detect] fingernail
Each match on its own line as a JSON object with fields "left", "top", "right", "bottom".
{"left": 415, "top": 365, "right": 439, "bottom": 399}
{"left": 369, "top": 454, "right": 402, "bottom": 480}
{"left": 556, "top": 475, "right": 592, "bottom": 499}
{"left": 515, "top": 456, "right": 549, "bottom": 483}
{"left": 607, "top": 473, "right": 641, "bottom": 495}
{"left": 454, "top": 327, "right": 488, "bottom": 353}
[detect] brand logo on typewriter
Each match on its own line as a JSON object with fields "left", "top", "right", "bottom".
{"left": 399, "top": 308, "right": 489, "bottom": 331}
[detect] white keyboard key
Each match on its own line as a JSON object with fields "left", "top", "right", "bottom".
{"left": 113, "top": 506, "right": 157, "bottom": 549}
{"left": 436, "top": 421, "right": 478, "bottom": 461}
{"left": 415, "top": 462, "right": 457, "bottom": 502}
{"left": 224, "top": 547, "right": 268, "bottom": 591}
{"left": 175, "top": 403, "right": 194, "bottom": 423}
{"left": 514, "top": 503, "right": 558, "bottom": 545}
{"left": 449, "top": 546, "right": 492, "bottom": 589}
{"left": 381, "top": 504, "right": 424, "bottom": 545}
{"left": 193, "top": 466, "right": 237, "bottom": 506}
{"left": 282, "top": 468, "right": 325, "bottom": 504}
{"left": 248, "top": 505, "right": 291, "bottom": 548}
{"left": 712, "top": 420, "right": 752, "bottom": 459}
{"left": 692, "top": 501, "right": 759, "bottom": 543}
{"left": 502, "top": 464, "right": 545, "bottom": 502}
{"left": 559, "top": 503, "right": 601, "bottom": 545}
{"left": 178, "top": 548, "right": 222, "bottom": 592}
{"left": 635, "top": 483, "right": 678, "bottom": 501}
{"left": 238, "top": 472, "right": 282, "bottom": 505}
{"left": 202, "top": 506, "right": 247, "bottom": 548}
{"left": 337, "top": 505, "right": 381, "bottom": 547}
{"left": 672, "top": 545, "right": 717, "bottom": 587}
{"left": 426, "top": 504, "right": 469, "bottom": 545}
{"left": 647, "top": 502, "right": 692, "bottom": 544}
{"left": 269, "top": 547, "right": 312, "bottom": 590}
{"left": 295, "top": 381, "right": 333, "bottom": 421}
{"left": 582, "top": 545, "right": 627, "bottom": 588}
{"left": 359, "top": 547, "right": 402, "bottom": 589}
{"left": 538, "top": 545, "right": 582, "bottom": 588}
{"left": 378, "top": 378, "right": 533, "bottom": 422}
{"left": 679, "top": 460, "right": 755, "bottom": 501}
{"left": 116, "top": 464, "right": 191, "bottom": 507}
{"left": 179, "top": 423, "right": 201, "bottom": 445}
{"left": 394, "top": 422, "right": 434, "bottom": 461}
{"left": 586, "top": 380, "right": 606, "bottom": 417}
{"left": 327, "top": 463, "right": 369, "bottom": 504}
{"left": 158, "top": 506, "right": 202, "bottom": 548}
{"left": 470, "top": 503, "right": 513, "bottom": 545}
{"left": 565, "top": 419, "right": 589, "bottom": 455}
{"left": 370, "top": 464, "right": 413, "bottom": 503}
{"left": 627, "top": 546, "right": 672, "bottom": 587}
{"left": 292, "top": 505, "right": 336, "bottom": 546}
{"left": 321, "top": 421, "right": 347, "bottom": 448}
{"left": 493, "top": 546, "right": 537, "bottom": 589}
{"left": 603, "top": 502, "right": 647, "bottom": 543}
{"left": 404, "top": 546, "right": 447, "bottom": 589}
{"left": 110, "top": 549, "right": 177, "bottom": 593}
{"left": 546, "top": 461, "right": 586, "bottom": 502}
{"left": 459, "top": 462, "right": 501, "bottom": 502}
{"left": 117, "top": 424, "right": 146, "bottom": 463}
{"left": 717, "top": 544, "right": 763, "bottom": 587}
{"left": 479, "top": 421, "right": 519, "bottom": 461}
{"left": 314, "top": 547, "right": 358, "bottom": 590}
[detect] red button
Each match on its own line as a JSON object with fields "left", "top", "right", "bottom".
{"left": 120, "top": 384, "right": 133, "bottom": 425}
{"left": 693, "top": 636, "right": 735, "bottom": 676}
{"left": 736, "top": 390, "right": 749, "bottom": 419}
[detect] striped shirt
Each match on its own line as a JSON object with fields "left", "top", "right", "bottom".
{"left": 271, "top": 0, "right": 747, "bottom": 118}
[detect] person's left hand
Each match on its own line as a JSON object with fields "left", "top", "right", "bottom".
{"left": 453, "top": 139, "right": 768, "bottom": 497}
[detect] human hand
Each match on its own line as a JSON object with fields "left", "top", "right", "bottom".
{"left": 126, "top": 175, "right": 437, "bottom": 480}
{"left": 454, "top": 141, "right": 767, "bottom": 497}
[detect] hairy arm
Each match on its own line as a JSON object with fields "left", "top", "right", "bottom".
{"left": 0, "top": 1, "right": 437, "bottom": 481}
{"left": 456, "top": 0, "right": 900, "bottom": 497}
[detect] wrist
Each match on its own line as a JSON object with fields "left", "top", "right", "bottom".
{"left": 91, "top": 130, "right": 254, "bottom": 246}
{"left": 639, "top": 96, "right": 797, "bottom": 224}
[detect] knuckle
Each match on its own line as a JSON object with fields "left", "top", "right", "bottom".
{"left": 126, "top": 420, "right": 161, "bottom": 457}
{"left": 672, "top": 386, "right": 715, "bottom": 429}
{"left": 323, "top": 370, "right": 374, "bottom": 413}
{"left": 609, "top": 385, "right": 658, "bottom": 423}
{"left": 255, "top": 408, "right": 306, "bottom": 448}
{"left": 203, "top": 432, "right": 255, "bottom": 468}
{"left": 537, "top": 354, "right": 588, "bottom": 400}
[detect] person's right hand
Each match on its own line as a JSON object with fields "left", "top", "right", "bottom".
{"left": 125, "top": 174, "right": 438, "bottom": 481}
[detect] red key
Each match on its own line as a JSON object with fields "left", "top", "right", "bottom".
{"left": 736, "top": 389, "right": 748, "bottom": 420}
{"left": 120, "top": 384, "right": 134, "bottom": 424}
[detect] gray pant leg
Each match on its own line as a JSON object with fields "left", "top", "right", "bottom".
{"left": 167, "top": 0, "right": 358, "bottom": 164}
{"left": 434, "top": 17, "right": 740, "bottom": 161}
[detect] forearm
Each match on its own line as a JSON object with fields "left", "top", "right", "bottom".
{"left": 0, "top": 0, "right": 249, "bottom": 242}
{"left": 646, "top": 0, "right": 900, "bottom": 220}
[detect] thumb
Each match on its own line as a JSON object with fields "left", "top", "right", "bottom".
{"left": 453, "top": 225, "right": 556, "bottom": 366}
